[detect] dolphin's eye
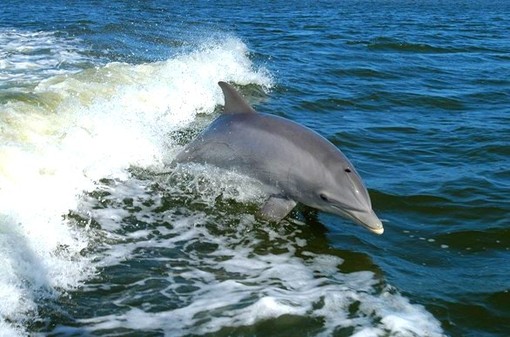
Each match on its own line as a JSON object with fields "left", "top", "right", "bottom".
{"left": 344, "top": 168, "right": 352, "bottom": 173}
{"left": 319, "top": 193, "right": 329, "bottom": 202}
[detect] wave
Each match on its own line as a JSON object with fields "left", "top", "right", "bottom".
{"left": 352, "top": 37, "right": 494, "bottom": 54}
{"left": 0, "top": 28, "right": 446, "bottom": 337}
{"left": 0, "top": 31, "right": 272, "bottom": 336}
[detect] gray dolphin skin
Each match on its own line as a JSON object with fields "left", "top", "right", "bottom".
{"left": 175, "top": 82, "right": 384, "bottom": 234}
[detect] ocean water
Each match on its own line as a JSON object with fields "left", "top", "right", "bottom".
{"left": 0, "top": 0, "right": 509, "bottom": 336}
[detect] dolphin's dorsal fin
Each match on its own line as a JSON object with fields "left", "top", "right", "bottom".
{"left": 218, "top": 81, "right": 256, "bottom": 114}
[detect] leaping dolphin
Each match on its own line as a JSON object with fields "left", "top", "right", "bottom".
{"left": 175, "top": 82, "right": 384, "bottom": 234}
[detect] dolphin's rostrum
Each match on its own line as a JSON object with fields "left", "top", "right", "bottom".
{"left": 175, "top": 82, "right": 384, "bottom": 234}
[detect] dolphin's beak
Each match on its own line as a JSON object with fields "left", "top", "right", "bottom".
{"left": 349, "top": 209, "right": 384, "bottom": 235}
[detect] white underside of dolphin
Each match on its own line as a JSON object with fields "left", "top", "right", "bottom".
{"left": 175, "top": 82, "right": 384, "bottom": 235}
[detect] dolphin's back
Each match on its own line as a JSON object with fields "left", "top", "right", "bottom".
{"left": 175, "top": 112, "right": 347, "bottom": 196}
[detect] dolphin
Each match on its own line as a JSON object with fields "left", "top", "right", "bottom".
{"left": 175, "top": 82, "right": 384, "bottom": 234}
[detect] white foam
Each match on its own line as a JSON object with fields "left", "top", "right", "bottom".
{"left": 0, "top": 31, "right": 272, "bottom": 336}
{"left": 71, "top": 176, "right": 446, "bottom": 337}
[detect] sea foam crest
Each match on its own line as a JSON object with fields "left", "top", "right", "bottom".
{"left": 0, "top": 32, "right": 272, "bottom": 336}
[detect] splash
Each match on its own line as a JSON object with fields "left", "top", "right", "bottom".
{"left": 0, "top": 30, "right": 272, "bottom": 336}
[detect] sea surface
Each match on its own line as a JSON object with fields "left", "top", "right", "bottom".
{"left": 0, "top": 1, "right": 509, "bottom": 336}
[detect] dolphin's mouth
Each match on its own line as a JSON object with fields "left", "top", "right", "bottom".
{"left": 332, "top": 206, "right": 384, "bottom": 235}
{"left": 350, "top": 209, "right": 384, "bottom": 235}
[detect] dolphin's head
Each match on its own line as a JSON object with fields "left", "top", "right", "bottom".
{"left": 307, "top": 160, "right": 384, "bottom": 235}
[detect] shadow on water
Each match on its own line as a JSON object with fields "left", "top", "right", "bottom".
{"left": 294, "top": 206, "right": 384, "bottom": 277}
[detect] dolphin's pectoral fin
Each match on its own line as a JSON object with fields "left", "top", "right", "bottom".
{"left": 257, "top": 196, "right": 297, "bottom": 222}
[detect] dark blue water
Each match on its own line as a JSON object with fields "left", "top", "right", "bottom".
{"left": 1, "top": 1, "right": 509, "bottom": 336}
